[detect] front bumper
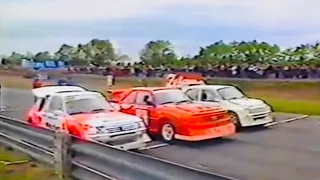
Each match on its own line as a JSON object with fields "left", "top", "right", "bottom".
{"left": 175, "top": 123, "right": 236, "bottom": 141}
{"left": 239, "top": 112, "right": 274, "bottom": 127}
{"left": 84, "top": 130, "right": 151, "bottom": 150}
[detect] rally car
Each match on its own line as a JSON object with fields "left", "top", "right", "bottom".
{"left": 109, "top": 87, "right": 236, "bottom": 142}
{"left": 26, "top": 85, "right": 151, "bottom": 150}
{"left": 165, "top": 72, "right": 205, "bottom": 88}
{"left": 165, "top": 73, "right": 274, "bottom": 129}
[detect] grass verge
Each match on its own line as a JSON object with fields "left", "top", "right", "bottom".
{"left": 0, "top": 146, "right": 58, "bottom": 180}
{"left": 1, "top": 75, "right": 319, "bottom": 115}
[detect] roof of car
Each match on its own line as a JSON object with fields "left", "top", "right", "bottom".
{"left": 185, "top": 84, "right": 233, "bottom": 90}
{"left": 131, "top": 87, "right": 179, "bottom": 91}
{"left": 32, "top": 85, "right": 86, "bottom": 98}
{"left": 53, "top": 91, "right": 103, "bottom": 98}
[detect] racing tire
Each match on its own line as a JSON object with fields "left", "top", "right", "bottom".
{"left": 27, "top": 118, "right": 33, "bottom": 124}
{"left": 161, "top": 123, "right": 176, "bottom": 142}
{"left": 228, "top": 111, "right": 242, "bottom": 131}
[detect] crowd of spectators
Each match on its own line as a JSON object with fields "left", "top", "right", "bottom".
{"left": 67, "top": 63, "right": 320, "bottom": 79}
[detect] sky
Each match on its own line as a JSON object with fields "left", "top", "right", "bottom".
{"left": 2, "top": 0, "right": 320, "bottom": 60}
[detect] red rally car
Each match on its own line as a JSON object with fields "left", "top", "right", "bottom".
{"left": 109, "top": 87, "right": 236, "bottom": 142}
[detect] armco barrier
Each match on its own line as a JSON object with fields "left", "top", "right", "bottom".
{"left": 0, "top": 115, "right": 237, "bottom": 180}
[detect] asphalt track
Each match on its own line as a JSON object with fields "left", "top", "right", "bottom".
{"left": 1, "top": 88, "right": 320, "bottom": 180}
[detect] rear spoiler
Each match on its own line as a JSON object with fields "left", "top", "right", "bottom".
{"left": 165, "top": 72, "right": 205, "bottom": 88}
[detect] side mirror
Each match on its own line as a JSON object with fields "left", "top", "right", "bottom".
{"left": 53, "top": 110, "right": 65, "bottom": 116}
{"left": 143, "top": 99, "right": 156, "bottom": 107}
{"left": 143, "top": 95, "right": 155, "bottom": 107}
{"left": 147, "top": 101, "right": 156, "bottom": 107}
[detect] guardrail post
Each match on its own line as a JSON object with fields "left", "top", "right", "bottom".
{"left": 0, "top": 82, "right": 3, "bottom": 111}
{"left": 54, "top": 130, "right": 72, "bottom": 179}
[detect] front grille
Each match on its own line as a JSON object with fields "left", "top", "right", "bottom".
{"left": 106, "top": 127, "right": 121, "bottom": 133}
{"left": 249, "top": 107, "right": 269, "bottom": 114}
{"left": 121, "top": 123, "right": 139, "bottom": 131}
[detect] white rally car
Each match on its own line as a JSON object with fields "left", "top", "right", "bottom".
{"left": 27, "top": 86, "right": 151, "bottom": 150}
{"left": 183, "top": 85, "right": 274, "bottom": 129}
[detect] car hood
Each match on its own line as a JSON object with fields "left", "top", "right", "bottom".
{"left": 162, "top": 102, "right": 223, "bottom": 115}
{"left": 228, "top": 98, "right": 266, "bottom": 108}
{"left": 71, "top": 112, "right": 141, "bottom": 126}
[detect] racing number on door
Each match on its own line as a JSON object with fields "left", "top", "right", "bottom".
{"left": 136, "top": 109, "right": 149, "bottom": 126}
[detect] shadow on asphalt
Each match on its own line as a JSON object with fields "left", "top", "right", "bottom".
{"left": 239, "top": 126, "right": 271, "bottom": 133}
{"left": 172, "top": 138, "right": 236, "bottom": 149}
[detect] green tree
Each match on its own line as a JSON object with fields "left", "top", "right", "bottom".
{"left": 140, "top": 40, "right": 178, "bottom": 66}
{"left": 6, "top": 52, "right": 24, "bottom": 65}
{"left": 54, "top": 44, "right": 75, "bottom": 61}
{"left": 34, "top": 51, "right": 52, "bottom": 61}
{"left": 197, "top": 41, "right": 233, "bottom": 64}
{"left": 88, "top": 39, "right": 116, "bottom": 66}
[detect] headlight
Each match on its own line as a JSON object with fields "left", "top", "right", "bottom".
{"left": 82, "top": 124, "right": 98, "bottom": 135}
{"left": 266, "top": 105, "right": 272, "bottom": 111}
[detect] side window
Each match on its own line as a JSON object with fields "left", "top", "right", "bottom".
{"left": 135, "top": 91, "right": 153, "bottom": 105}
{"left": 47, "top": 96, "right": 64, "bottom": 112}
{"left": 122, "top": 91, "right": 138, "bottom": 104}
{"left": 201, "top": 90, "right": 217, "bottom": 101}
{"left": 185, "top": 89, "right": 199, "bottom": 100}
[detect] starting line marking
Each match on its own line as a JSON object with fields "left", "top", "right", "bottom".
{"left": 138, "top": 143, "right": 169, "bottom": 151}
{"left": 264, "top": 115, "right": 309, "bottom": 127}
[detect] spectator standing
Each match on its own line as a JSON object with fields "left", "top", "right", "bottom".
{"left": 32, "top": 76, "right": 43, "bottom": 89}
{"left": 32, "top": 76, "right": 43, "bottom": 102}
{"left": 57, "top": 78, "right": 68, "bottom": 86}
{"left": 65, "top": 77, "right": 75, "bottom": 86}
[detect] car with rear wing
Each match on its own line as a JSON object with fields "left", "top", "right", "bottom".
{"left": 165, "top": 72, "right": 205, "bottom": 88}
{"left": 183, "top": 85, "right": 274, "bottom": 129}
{"left": 26, "top": 86, "right": 151, "bottom": 150}
{"left": 109, "top": 87, "right": 236, "bottom": 142}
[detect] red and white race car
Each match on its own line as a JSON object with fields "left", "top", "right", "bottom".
{"left": 26, "top": 85, "right": 151, "bottom": 150}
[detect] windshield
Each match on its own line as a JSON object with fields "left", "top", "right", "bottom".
{"left": 154, "top": 89, "right": 191, "bottom": 105}
{"left": 65, "top": 94, "right": 113, "bottom": 115}
{"left": 217, "top": 87, "right": 245, "bottom": 100}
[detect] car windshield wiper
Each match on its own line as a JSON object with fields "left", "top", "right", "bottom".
{"left": 160, "top": 101, "right": 176, "bottom": 105}
{"left": 69, "top": 111, "right": 86, "bottom": 115}
{"left": 175, "top": 99, "right": 192, "bottom": 104}
{"left": 91, "top": 108, "right": 106, "bottom": 113}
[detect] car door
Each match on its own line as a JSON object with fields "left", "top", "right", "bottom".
{"left": 134, "top": 91, "right": 155, "bottom": 127}
{"left": 42, "top": 96, "right": 65, "bottom": 130}
{"left": 119, "top": 91, "right": 138, "bottom": 115}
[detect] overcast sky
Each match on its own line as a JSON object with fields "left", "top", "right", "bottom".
{"left": 1, "top": 0, "right": 320, "bottom": 60}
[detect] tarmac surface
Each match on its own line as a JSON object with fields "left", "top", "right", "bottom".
{"left": 0, "top": 87, "right": 319, "bottom": 180}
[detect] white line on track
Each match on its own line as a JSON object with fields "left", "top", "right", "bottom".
{"left": 138, "top": 143, "right": 169, "bottom": 151}
{"left": 0, "top": 107, "right": 25, "bottom": 112}
{"left": 264, "top": 115, "right": 309, "bottom": 127}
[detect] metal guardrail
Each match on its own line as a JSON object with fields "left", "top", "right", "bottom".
{"left": 0, "top": 115, "right": 238, "bottom": 180}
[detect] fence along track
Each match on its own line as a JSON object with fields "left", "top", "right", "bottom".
{"left": 0, "top": 114, "right": 238, "bottom": 180}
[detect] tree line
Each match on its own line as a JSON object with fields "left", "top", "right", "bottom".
{"left": 2, "top": 39, "right": 320, "bottom": 67}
